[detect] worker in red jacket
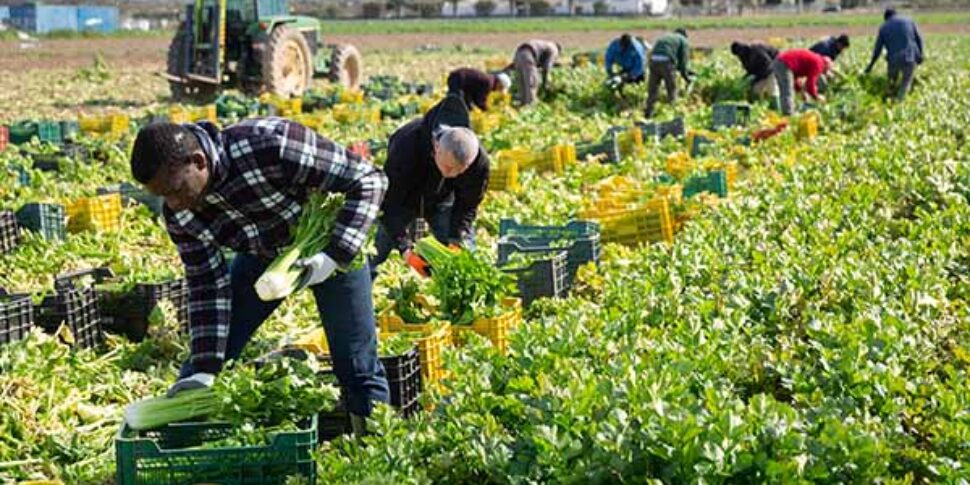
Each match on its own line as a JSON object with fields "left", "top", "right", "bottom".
{"left": 770, "top": 48, "right": 833, "bottom": 115}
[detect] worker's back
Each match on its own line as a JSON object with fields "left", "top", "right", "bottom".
{"left": 878, "top": 16, "right": 922, "bottom": 64}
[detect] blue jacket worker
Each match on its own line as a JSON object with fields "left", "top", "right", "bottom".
{"left": 605, "top": 33, "right": 647, "bottom": 85}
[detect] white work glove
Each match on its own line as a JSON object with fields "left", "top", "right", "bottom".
{"left": 294, "top": 252, "right": 339, "bottom": 290}
{"left": 167, "top": 372, "right": 215, "bottom": 398}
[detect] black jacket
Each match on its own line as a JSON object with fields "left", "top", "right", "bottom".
{"left": 810, "top": 37, "right": 843, "bottom": 60}
{"left": 447, "top": 68, "right": 500, "bottom": 112}
{"left": 381, "top": 95, "right": 490, "bottom": 251}
{"left": 732, "top": 42, "right": 779, "bottom": 82}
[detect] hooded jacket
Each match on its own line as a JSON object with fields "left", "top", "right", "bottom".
{"left": 380, "top": 95, "right": 490, "bottom": 252}
{"left": 731, "top": 42, "right": 779, "bottom": 82}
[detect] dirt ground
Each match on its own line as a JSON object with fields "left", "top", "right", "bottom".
{"left": 1, "top": 23, "right": 966, "bottom": 71}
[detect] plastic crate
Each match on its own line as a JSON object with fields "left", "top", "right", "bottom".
{"left": 8, "top": 120, "right": 62, "bottom": 144}
{"left": 711, "top": 103, "right": 752, "bottom": 130}
{"left": 499, "top": 218, "right": 599, "bottom": 240}
{"left": 610, "top": 126, "right": 645, "bottom": 159}
{"left": 0, "top": 290, "right": 33, "bottom": 346}
{"left": 501, "top": 250, "right": 568, "bottom": 305}
{"left": 318, "top": 397, "right": 353, "bottom": 442}
{"left": 576, "top": 133, "right": 620, "bottom": 163}
{"left": 37, "top": 121, "right": 62, "bottom": 144}
{"left": 99, "top": 278, "right": 188, "bottom": 341}
{"left": 35, "top": 269, "right": 105, "bottom": 349}
{"left": 659, "top": 117, "right": 686, "bottom": 139}
{"left": 497, "top": 234, "right": 601, "bottom": 289}
{"left": 665, "top": 151, "right": 693, "bottom": 179}
{"left": 66, "top": 193, "right": 122, "bottom": 233}
{"left": 260, "top": 95, "right": 303, "bottom": 117}
{"left": 79, "top": 114, "right": 129, "bottom": 138}
{"left": 16, "top": 203, "right": 66, "bottom": 241}
{"left": 688, "top": 131, "right": 715, "bottom": 157}
{"left": 795, "top": 110, "right": 820, "bottom": 140}
{"left": 168, "top": 105, "right": 217, "bottom": 124}
{"left": 115, "top": 415, "right": 318, "bottom": 485}
{"left": 0, "top": 210, "right": 20, "bottom": 254}
{"left": 703, "top": 160, "right": 738, "bottom": 189}
{"left": 377, "top": 312, "right": 451, "bottom": 388}
{"left": 98, "top": 182, "right": 164, "bottom": 217}
{"left": 60, "top": 120, "right": 80, "bottom": 141}
{"left": 598, "top": 198, "right": 675, "bottom": 246}
{"left": 332, "top": 104, "right": 379, "bottom": 124}
{"left": 0, "top": 125, "right": 9, "bottom": 152}
{"left": 452, "top": 297, "right": 522, "bottom": 354}
{"left": 683, "top": 169, "right": 729, "bottom": 199}
{"left": 488, "top": 160, "right": 520, "bottom": 192}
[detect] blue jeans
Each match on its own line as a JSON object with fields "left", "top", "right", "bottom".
{"left": 179, "top": 253, "right": 389, "bottom": 416}
{"left": 368, "top": 204, "right": 475, "bottom": 281}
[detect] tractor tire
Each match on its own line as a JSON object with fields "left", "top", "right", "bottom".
{"left": 329, "top": 43, "right": 362, "bottom": 90}
{"left": 263, "top": 25, "right": 314, "bottom": 98}
{"left": 167, "top": 22, "right": 218, "bottom": 104}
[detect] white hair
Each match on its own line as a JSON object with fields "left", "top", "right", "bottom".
{"left": 436, "top": 125, "right": 479, "bottom": 166}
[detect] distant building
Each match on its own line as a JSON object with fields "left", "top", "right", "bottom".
{"left": 441, "top": 0, "right": 669, "bottom": 17}
{"left": 6, "top": 3, "right": 119, "bottom": 33}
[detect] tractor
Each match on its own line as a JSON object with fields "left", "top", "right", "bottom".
{"left": 165, "top": 0, "right": 361, "bottom": 102}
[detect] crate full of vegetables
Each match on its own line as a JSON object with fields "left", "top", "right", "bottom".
{"left": 596, "top": 197, "right": 675, "bottom": 246}
{"left": 451, "top": 297, "right": 522, "bottom": 354}
{"left": 34, "top": 268, "right": 106, "bottom": 349}
{"left": 500, "top": 250, "right": 569, "bottom": 306}
{"left": 711, "top": 102, "right": 752, "bottom": 130}
{"left": 0, "top": 209, "right": 20, "bottom": 254}
{"left": 66, "top": 193, "right": 122, "bottom": 233}
{"left": 99, "top": 278, "right": 188, "bottom": 341}
{"left": 98, "top": 182, "right": 165, "bottom": 217}
{"left": 683, "top": 169, "right": 729, "bottom": 199}
{"left": 499, "top": 218, "right": 599, "bottom": 241}
{"left": 16, "top": 203, "right": 66, "bottom": 241}
{"left": 0, "top": 289, "right": 33, "bottom": 346}
{"left": 497, "top": 233, "right": 601, "bottom": 289}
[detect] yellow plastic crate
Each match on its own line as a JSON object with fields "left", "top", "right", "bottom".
{"left": 795, "top": 110, "right": 821, "bottom": 140}
{"left": 453, "top": 297, "right": 522, "bottom": 354}
{"left": 377, "top": 311, "right": 452, "bottom": 387}
{"left": 484, "top": 57, "right": 509, "bottom": 72}
{"left": 339, "top": 89, "right": 365, "bottom": 104}
{"left": 168, "top": 105, "right": 217, "bottom": 124}
{"left": 332, "top": 104, "right": 381, "bottom": 124}
{"left": 470, "top": 109, "right": 502, "bottom": 134}
{"left": 616, "top": 127, "right": 645, "bottom": 159}
{"left": 488, "top": 160, "right": 520, "bottom": 192}
{"left": 702, "top": 160, "right": 739, "bottom": 189}
{"left": 666, "top": 151, "right": 693, "bottom": 179}
{"left": 78, "top": 114, "right": 129, "bottom": 138}
{"left": 598, "top": 197, "right": 675, "bottom": 246}
{"left": 290, "top": 113, "right": 331, "bottom": 132}
{"left": 260, "top": 94, "right": 303, "bottom": 117}
{"left": 656, "top": 184, "right": 683, "bottom": 205}
{"left": 66, "top": 193, "right": 121, "bottom": 233}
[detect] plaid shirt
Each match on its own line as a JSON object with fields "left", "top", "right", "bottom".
{"left": 164, "top": 118, "right": 387, "bottom": 373}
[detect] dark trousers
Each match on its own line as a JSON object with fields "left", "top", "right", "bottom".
{"left": 644, "top": 59, "right": 678, "bottom": 118}
{"left": 369, "top": 204, "right": 475, "bottom": 281}
{"left": 179, "top": 253, "right": 389, "bottom": 417}
{"left": 888, "top": 61, "right": 916, "bottom": 101}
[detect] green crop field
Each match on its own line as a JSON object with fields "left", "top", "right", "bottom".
{"left": 0, "top": 15, "right": 968, "bottom": 484}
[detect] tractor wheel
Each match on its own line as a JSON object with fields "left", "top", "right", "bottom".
{"left": 329, "top": 44, "right": 362, "bottom": 90}
{"left": 263, "top": 25, "right": 314, "bottom": 98}
{"left": 167, "top": 22, "right": 218, "bottom": 104}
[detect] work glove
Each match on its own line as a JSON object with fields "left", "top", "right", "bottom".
{"left": 167, "top": 372, "right": 215, "bottom": 398}
{"left": 404, "top": 249, "right": 431, "bottom": 278}
{"left": 294, "top": 252, "right": 339, "bottom": 290}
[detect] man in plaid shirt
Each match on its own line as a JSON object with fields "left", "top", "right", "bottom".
{"left": 130, "top": 118, "right": 389, "bottom": 422}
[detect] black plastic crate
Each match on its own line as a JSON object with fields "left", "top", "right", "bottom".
{"left": 711, "top": 103, "right": 752, "bottom": 130}
{"left": 0, "top": 210, "right": 20, "bottom": 254}
{"left": 499, "top": 218, "right": 599, "bottom": 240}
{"left": 317, "top": 348, "right": 422, "bottom": 441}
{"left": 16, "top": 203, "right": 66, "bottom": 241}
{"left": 659, "top": 117, "right": 686, "bottom": 139}
{"left": 99, "top": 278, "right": 188, "bottom": 341}
{"left": 497, "top": 234, "right": 601, "bottom": 289}
{"left": 576, "top": 132, "right": 620, "bottom": 163}
{"left": 0, "top": 289, "right": 34, "bottom": 346}
{"left": 501, "top": 250, "right": 568, "bottom": 305}
{"left": 35, "top": 268, "right": 106, "bottom": 349}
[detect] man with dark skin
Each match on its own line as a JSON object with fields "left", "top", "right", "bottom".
{"left": 130, "top": 118, "right": 388, "bottom": 433}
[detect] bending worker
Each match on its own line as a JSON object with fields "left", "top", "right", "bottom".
{"left": 864, "top": 8, "right": 924, "bottom": 101}
{"left": 645, "top": 28, "right": 694, "bottom": 118}
{"left": 511, "top": 39, "right": 561, "bottom": 106}
{"left": 130, "top": 118, "right": 389, "bottom": 433}
{"left": 605, "top": 33, "right": 647, "bottom": 87}
{"left": 810, "top": 34, "right": 850, "bottom": 61}
{"left": 369, "top": 94, "right": 489, "bottom": 279}
{"left": 730, "top": 41, "right": 780, "bottom": 103}
{"left": 771, "top": 48, "right": 833, "bottom": 115}
{"left": 447, "top": 67, "right": 512, "bottom": 112}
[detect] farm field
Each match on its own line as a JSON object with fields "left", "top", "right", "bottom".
{"left": 0, "top": 13, "right": 968, "bottom": 484}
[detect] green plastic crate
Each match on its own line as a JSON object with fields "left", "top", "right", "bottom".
{"left": 683, "top": 169, "right": 729, "bottom": 198}
{"left": 115, "top": 415, "right": 317, "bottom": 485}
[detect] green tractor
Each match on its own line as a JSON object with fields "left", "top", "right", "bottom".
{"left": 165, "top": 0, "right": 362, "bottom": 102}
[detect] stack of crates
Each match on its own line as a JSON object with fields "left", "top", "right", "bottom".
{"left": 488, "top": 159, "right": 520, "bottom": 192}
{"left": 711, "top": 102, "right": 752, "bottom": 130}
{"left": 332, "top": 104, "right": 380, "bottom": 124}
{"left": 377, "top": 313, "right": 452, "bottom": 389}
{"left": 168, "top": 105, "right": 217, "bottom": 124}
{"left": 497, "top": 218, "right": 601, "bottom": 289}
{"left": 79, "top": 114, "right": 129, "bottom": 139}
{"left": 66, "top": 193, "right": 121, "bottom": 233}
{"left": 0, "top": 210, "right": 20, "bottom": 254}
{"left": 683, "top": 169, "right": 729, "bottom": 199}
{"left": 16, "top": 203, "right": 66, "bottom": 240}
{"left": 596, "top": 197, "right": 675, "bottom": 246}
